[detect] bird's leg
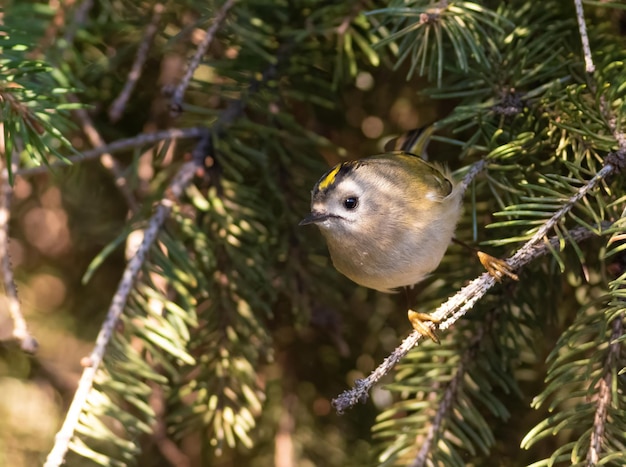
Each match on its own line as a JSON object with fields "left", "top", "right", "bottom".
{"left": 452, "top": 238, "right": 519, "bottom": 282}
{"left": 407, "top": 309, "right": 440, "bottom": 344}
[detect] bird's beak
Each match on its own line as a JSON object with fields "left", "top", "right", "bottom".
{"left": 299, "top": 211, "right": 331, "bottom": 226}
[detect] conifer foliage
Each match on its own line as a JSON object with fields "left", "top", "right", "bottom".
{"left": 1, "top": 1, "right": 625, "bottom": 466}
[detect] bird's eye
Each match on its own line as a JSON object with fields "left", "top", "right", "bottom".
{"left": 343, "top": 197, "right": 358, "bottom": 209}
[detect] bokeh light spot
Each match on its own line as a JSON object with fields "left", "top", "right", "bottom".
{"left": 361, "top": 116, "right": 384, "bottom": 139}
{"left": 28, "top": 273, "right": 67, "bottom": 311}
{"left": 355, "top": 71, "right": 374, "bottom": 91}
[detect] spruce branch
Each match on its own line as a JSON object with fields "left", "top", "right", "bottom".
{"left": 44, "top": 35, "right": 291, "bottom": 461}
{"left": 0, "top": 152, "right": 38, "bottom": 353}
{"left": 332, "top": 153, "right": 624, "bottom": 413}
{"left": 109, "top": 3, "right": 164, "bottom": 123}
{"left": 169, "top": 0, "right": 237, "bottom": 116}
{"left": 43, "top": 160, "right": 196, "bottom": 467}
{"left": 16, "top": 126, "right": 208, "bottom": 177}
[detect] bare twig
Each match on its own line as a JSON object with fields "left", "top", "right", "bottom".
{"left": 68, "top": 94, "right": 140, "bottom": 212}
{"left": 459, "top": 158, "right": 486, "bottom": 192}
{"left": 597, "top": 74, "right": 626, "bottom": 158}
{"left": 62, "top": 0, "right": 94, "bottom": 50}
{"left": 586, "top": 215, "right": 626, "bottom": 466}
{"left": 412, "top": 321, "right": 486, "bottom": 467}
{"left": 17, "top": 126, "right": 207, "bottom": 177}
{"left": 574, "top": 0, "right": 595, "bottom": 74}
{"left": 43, "top": 161, "right": 196, "bottom": 467}
{"left": 0, "top": 146, "right": 38, "bottom": 353}
{"left": 31, "top": 0, "right": 73, "bottom": 57}
{"left": 169, "top": 0, "right": 237, "bottom": 116}
{"left": 586, "top": 316, "right": 623, "bottom": 466}
{"left": 336, "top": 0, "right": 367, "bottom": 36}
{"left": 109, "top": 4, "right": 165, "bottom": 122}
{"left": 574, "top": 0, "right": 626, "bottom": 158}
{"left": 332, "top": 153, "right": 623, "bottom": 413}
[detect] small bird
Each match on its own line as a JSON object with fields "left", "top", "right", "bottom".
{"left": 300, "top": 150, "right": 463, "bottom": 342}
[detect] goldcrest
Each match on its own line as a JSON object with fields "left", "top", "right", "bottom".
{"left": 300, "top": 151, "right": 462, "bottom": 293}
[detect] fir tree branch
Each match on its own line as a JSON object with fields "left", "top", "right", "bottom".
{"left": 16, "top": 126, "right": 208, "bottom": 177}
{"left": 109, "top": 3, "right": 164, "bottom": 123}
{"left": 0, "top": 151, "right": 38, "bottom": 353}
{"left": 169, "top": 0, "right": 237, "bottom": 116}
{"left": 587, "top": 316, "right": 623, "bottom": 466}
{"left": 43, "top": 38, "right": 288, "bottom": 461}
{"left": 332, "top": 152, "right": 624, "bottom": 413}
{"left": 43, "top": 160, "right": 196, "bottom": 467}
{"left": 574, "top": 0, "right": 595, "bottom": 74}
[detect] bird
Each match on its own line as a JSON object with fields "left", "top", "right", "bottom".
{"left": 300, "top": 128, "right": 517, "bottom": 342}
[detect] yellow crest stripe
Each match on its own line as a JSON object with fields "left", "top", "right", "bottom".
{"left": 318, "top": 164, "right": 342, "bottom": 191}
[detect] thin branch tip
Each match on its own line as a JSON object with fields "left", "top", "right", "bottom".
{"left": 574, "top": 0, "right": 595, "bottom": 74}
{"left": 332, "top": 378, "right": 370, "bottom": 414}
{"left": 109, "top": 3, "right": 164, "bottom": 123}
{"left": 17, "top": 127, "right": 208, "bottom": 177}
{"left": 169, "top": 0, "right": 237, "bottom": 116}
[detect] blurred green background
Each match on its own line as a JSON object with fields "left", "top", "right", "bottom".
{"left": 2, "top": 1, "right": 625, "bottom": 466}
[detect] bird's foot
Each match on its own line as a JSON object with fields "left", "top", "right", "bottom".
{"left": 477, "top": 251, "right": 519, "bottom": 282}
{"left": 408, "top": 309, "right": 441, "bottom": 344}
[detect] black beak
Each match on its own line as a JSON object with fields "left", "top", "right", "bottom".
{"left": 299, "top": 211, "right": 331, "bottom": 226}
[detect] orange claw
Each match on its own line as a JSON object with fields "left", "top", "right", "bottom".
{"left": 477, "top": 251, "right": 519, "bottom": 282}
{"left": 408, "top": 309, "right": 441, "bottom": 344}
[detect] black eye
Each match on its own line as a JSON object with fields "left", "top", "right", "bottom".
{"left": 343, "top": 197, "right": 358, "bottom": 209}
